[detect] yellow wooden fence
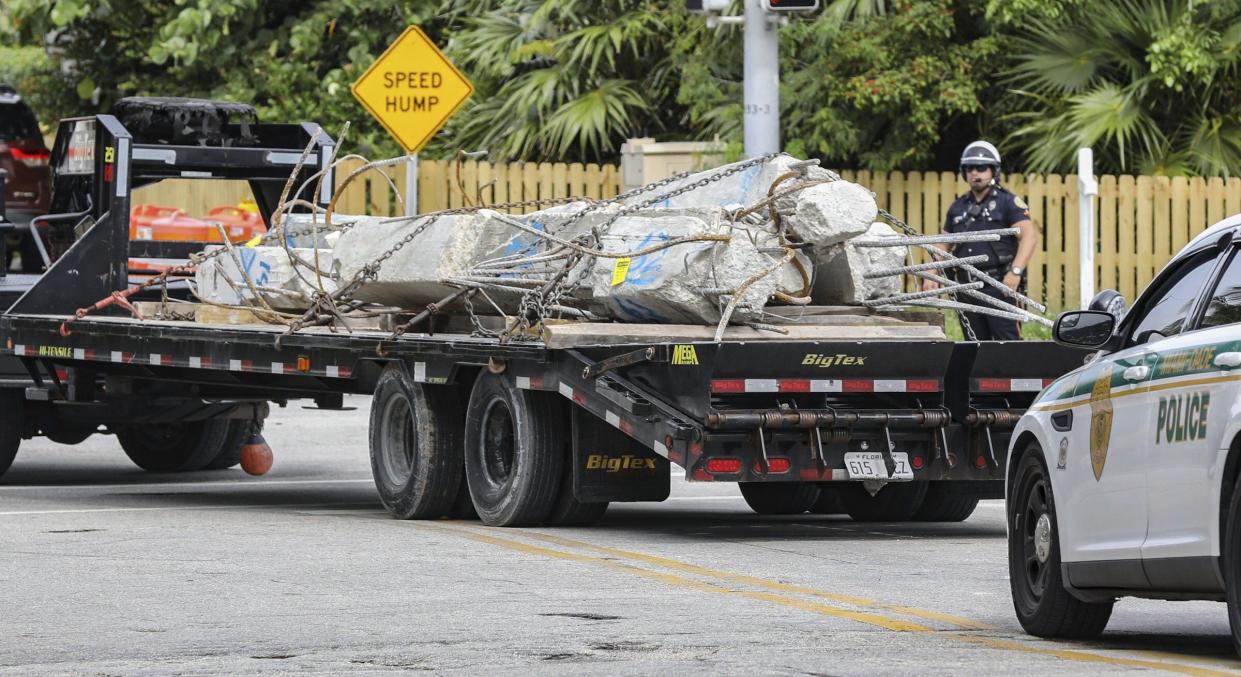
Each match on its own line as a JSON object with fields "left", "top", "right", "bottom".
{"left": 134, "top": 162, "right": 1241, "bottom": 312}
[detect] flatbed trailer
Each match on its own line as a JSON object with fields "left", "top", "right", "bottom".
{"left": 0, "top": 104, "right": 1089, "bottom": 526}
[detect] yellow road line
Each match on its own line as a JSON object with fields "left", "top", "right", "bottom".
{"left": 431, "top": 523, "right": 1238, "bottom": 676}
{"left": 416, "top": 522, "right": 926, "bottom": 632}
{"left": 519, "top": 528, "right": 991, "bottom": 631}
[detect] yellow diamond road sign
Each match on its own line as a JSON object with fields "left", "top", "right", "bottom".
{"left": 351, "top": 25, "right": 474, "bottom": 154}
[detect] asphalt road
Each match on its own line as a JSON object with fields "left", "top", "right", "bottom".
{"left": 1, "top": 396, "right": 1238, "bottom": 675}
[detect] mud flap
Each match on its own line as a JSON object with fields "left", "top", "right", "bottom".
{"left": 572, "top": 408, "right": 670, "bottom": 503}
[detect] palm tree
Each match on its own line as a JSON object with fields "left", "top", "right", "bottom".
{"left": 1003, "top": 0, "right": 1241, "bottom": 176}
{"left": 435, "top": 0, "right": 687, "bottom": 163}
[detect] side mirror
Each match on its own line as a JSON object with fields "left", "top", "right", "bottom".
{"left": 1053, "top": 310, "right": 1116, "bottom": 349}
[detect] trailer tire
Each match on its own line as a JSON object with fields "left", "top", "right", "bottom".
{"left": 44, "top": 426, "right": 94, "bottom": 445}
{"left": 369, "top": 365, "right": 464, "bottom": 520}
{"left": 464, "top": 372, "right": 563, "bottom": 527}
{"left": 838, "top": 481, "right": 928, "bottom": 522}
{"left": 810, "top": 484, "right": 846, "bottom": 515}
{"left": 203, "top": 419, "right": 264, "bottom": 471}
{"left": 739, "top": 482, "right": 821, "bottom": 515}
{"left": 117, "top": 418, "right": 234, "bottom": 472}
{"left": 913, "top": 482, "right": 980, "bottom": 522}
{"left": 0, "top": 390, "right": 23, "bottom": 479}
{"left": 446, "top": 473, "right": 479, "bottom": 520}
{"left": 1009, "top": 446, "right": 1112, "bottom": 638}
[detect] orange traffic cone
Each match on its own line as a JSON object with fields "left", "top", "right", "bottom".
{"left": 240, "top": 430, "right": 273, "bottom": 476}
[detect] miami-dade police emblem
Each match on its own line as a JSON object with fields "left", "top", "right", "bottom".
{"left": 1088, "top": 364, "right": 1114, "bottom": 481}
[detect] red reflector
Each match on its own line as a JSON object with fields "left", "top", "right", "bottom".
{"left": 11, "top": 147, "right": 50, "bottom": 167}
{"left": 778, "top": 379, "right": 810, "bottom": 393}
{"left": 911, "top": 455, "right": 924, "bottom": 469}
{"left": 1042, "top": 378, "right": 1055, "bottom": 388}
{"left": 906, "top": 379, "right": 938, "bottom": 392}
{"left": 978, "top": 378, "right": 1010, "bottom": 392}
{"left": 766, "top": 458, "right": 790, "bottom": 473}
{"left": 705, "top": 458, "right": 742, "bottom": 474}
{"left": 711, "top": 379, "right": 745, "bottom": 394}
{"left": 55, "top": 369, "right": 68, "bottom": 381}
{"left": 974, "top": 455, "right": 988, "bottom": 469}
{"left": 843, "top": 379, "right": 873, "bottom": 392}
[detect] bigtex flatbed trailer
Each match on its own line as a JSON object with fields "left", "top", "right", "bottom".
{"left": 0, "top": 103, "right": 1088, "bottom": 527}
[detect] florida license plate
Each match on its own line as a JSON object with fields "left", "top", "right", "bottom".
{"left": 843, "top": 452, "right": 914, "bottom": 480}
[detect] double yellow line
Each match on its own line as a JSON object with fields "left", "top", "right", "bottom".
{"left": 419, "top": 521, "right": 1240, "bottom": 676}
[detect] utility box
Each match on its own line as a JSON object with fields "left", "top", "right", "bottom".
{"left": 620, "top": 138, "right": 726, "bottom": 192}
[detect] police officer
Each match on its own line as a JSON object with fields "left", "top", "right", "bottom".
{"left": 921, "top": 140, "right": 1038, "bottom": 340}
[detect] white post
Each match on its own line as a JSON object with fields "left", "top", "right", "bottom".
{"left": 742, "top": 0, "right": 780, "bottom": 157}
{"left": 404, "top": 152, "right": 419, "bottom": 216}
{"left": 1077, "top": 148, "right": 1098, "bottom": 309}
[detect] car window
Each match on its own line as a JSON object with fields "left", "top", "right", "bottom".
{"left": 1201, "top": 247, "right": 1241, "bottom": 329}
{"left": 0, "top": 102, "right": 41, "bottom": 141}
{"left": 1127, "top": 250, "right": 1218, "bottom": 345}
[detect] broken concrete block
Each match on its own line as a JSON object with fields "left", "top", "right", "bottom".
{"left": 811, "top": 222, "right": 906, "bottom": 305}
{"left": 618, "top": 154, "right": 832, "bottom": 212}
{"left": 196, "top": 245, "right": 338, "bottom": 310}
{"left": 585, "top": 210, "right": 809, "bottom": 324}
{"left": 788, "top": 181, "right": 877, "bottom": 249}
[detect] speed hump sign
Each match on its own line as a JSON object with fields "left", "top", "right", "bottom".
{"left": 351, "top": 25, "right": 474, "bottom": 154}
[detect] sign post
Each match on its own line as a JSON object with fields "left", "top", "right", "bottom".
{"left": 351, "top": 26, "right": 474, "bottom": 214}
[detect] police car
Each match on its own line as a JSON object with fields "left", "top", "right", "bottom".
{"left": 1007, "top": 214, "right": 1241, "bottom": 654}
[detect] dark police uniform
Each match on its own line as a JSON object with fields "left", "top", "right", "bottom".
{"left": 943, "top": 185, "right": 1030, "bottom": 340}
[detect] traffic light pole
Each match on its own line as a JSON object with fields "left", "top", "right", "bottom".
{"left": 743, "top": 0, "right": 780, "bottom": 157}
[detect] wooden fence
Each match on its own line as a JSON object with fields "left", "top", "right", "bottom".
{"left": 135, "top": 162, "right": 1241, "bottom": 312}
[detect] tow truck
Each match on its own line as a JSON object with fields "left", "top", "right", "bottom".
{"left": 0, "top": 99, "right": 1089, "bottom": 527}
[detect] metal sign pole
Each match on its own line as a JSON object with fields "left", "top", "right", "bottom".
{"left": 405, "top": 152, "right": 419, "bottom": 216}
{"left": 1077, "top": 147, "right": 1098, "bottom": 309}
{"left": 743, "top": 0, "right": 780, "bottom": 157}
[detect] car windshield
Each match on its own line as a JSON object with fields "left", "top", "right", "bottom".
{"left": 0, "top": 102, "right": 41, "bottom": 141}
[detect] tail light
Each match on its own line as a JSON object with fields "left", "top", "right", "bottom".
{"left": 11, "top": 148, "right": 50, "bottom": 168}
{"left": 705, "top": 457, "right": 742, "bottom": 474}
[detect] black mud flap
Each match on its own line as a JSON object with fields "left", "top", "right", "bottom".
{"left": 572, "top": 408, "right": 669, "bottom": 503}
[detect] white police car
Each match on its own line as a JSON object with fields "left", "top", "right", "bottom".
{"left": 1007, "top": 214, "right": 1241, "bottom": 653}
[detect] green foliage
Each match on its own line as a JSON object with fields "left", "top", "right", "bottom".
{"left": 1003, "top": 0, "right": 1241, "bottom": 176}
{"left": 0, "top": 46, "right": 78, "bottom": 131}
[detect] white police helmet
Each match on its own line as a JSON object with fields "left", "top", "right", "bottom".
{"left": 960, "top": 140, "right": 1002, "bottom": 180}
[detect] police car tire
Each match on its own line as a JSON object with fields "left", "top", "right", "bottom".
{"left": 740, "top": 482, "right": 821, "bottom": 515}
{"left": 117, "top": 418, "right": 234, "bottom": 472}
{"left": 1223, "top": 480, "right": 1241, "bottom": 657}
{"left": 913, "top": 482, "right": 980, "bottom": 522}
{"left": 838, "top": 481, "right": 928, "bottom": 522}
{"left": 810, "top": 484, "right": 846, "bottom": 515}
{"left": 0, "top": 389, "right": 22, "bottom": 479}
{"left": 1008, "top": 448, "right": 1113, "bottom": 638}
{"left": 369, "top": 365, "right": 465, "bottom": 520}
{"left": 464, "top": 372, "right": 563, "bottom": 527}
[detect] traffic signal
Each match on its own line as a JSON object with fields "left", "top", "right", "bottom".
{"left": 762, "top": 0, "right": 821, "bottom": 11}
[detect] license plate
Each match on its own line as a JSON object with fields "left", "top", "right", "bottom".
{"left": 843, "top": 451, "right": 914, "bottom": 480}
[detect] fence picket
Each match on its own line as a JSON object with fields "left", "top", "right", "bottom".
{"left": 1135, "top": 176, "right": 1154, "bottom": 294}
{"left": 1117, "top": 176, "right": 1136, "bottom": 304}
{"left": 1098, "top": 175, "right": 1117, "bottom": 296}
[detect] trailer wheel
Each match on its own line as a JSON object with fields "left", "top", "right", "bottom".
{"left": 1009, "top": 446, "right": 1112, "bottom": 638}
{"left": 464, "top": 372, "right": 563, "bottom": 527}
{"left": 117, "top": 418, "right": 234, "bottom": 472}
{"left": 368, "top": 365, "right": 464, "bottom": 520}
{"left": 810, "top": 484, "right": 845, "bottom": 515}
{"left": 446, "top": 473, "right": 479, "bottom": 520}
{"left": 203, "top": 419, "right": 264, "bottom": 471}
{"left": 913, "top": 482, "right": 980, "bottom": 522}
{"left": 739, "top": 482, "right": 820, "bottom": 515}
{"left": 0, "top": 389, "right": 24, "bottom": 479}
{"left": 838, "top": 481, "right": 928, "bottom": 522}
{"left": 45, "top": 426, "right": 94, "bottom": 445}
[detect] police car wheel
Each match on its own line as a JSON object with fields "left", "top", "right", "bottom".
{"left": 0, "top": 389, "right": 22, "bottom": 480}
{"left": 464, "top": 372, "right": 563, "bottom": 527}
{"left": 739, "top": 482, "right": 821, "bottom": 515}
{"left": 838, "top": 481, "right": 928, "bottom": 522}
{"left": 1223, "top": 478, "right": 1241, "bottom": 657}
{"left": 368, "top": 365, "right": 465, "bottom": 520}
{"left": 1008, "top": 447, "right": 1112, "bottom": 638}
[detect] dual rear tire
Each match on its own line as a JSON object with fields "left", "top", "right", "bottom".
{"left": 368, "top": 367, "right": 606, "bottom": 527}
{"left": 117, "top": 418, "right": 255, "bottom": 472}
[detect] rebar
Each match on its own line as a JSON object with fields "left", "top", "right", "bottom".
{"left": 861, "top": 281, "right": 984, "bottom": 307}
{"left": 852, "top": 229, "right": 1018, "bottom": 247}
{"left": 863, "top": 254, "right": 989, "bottom": 279}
